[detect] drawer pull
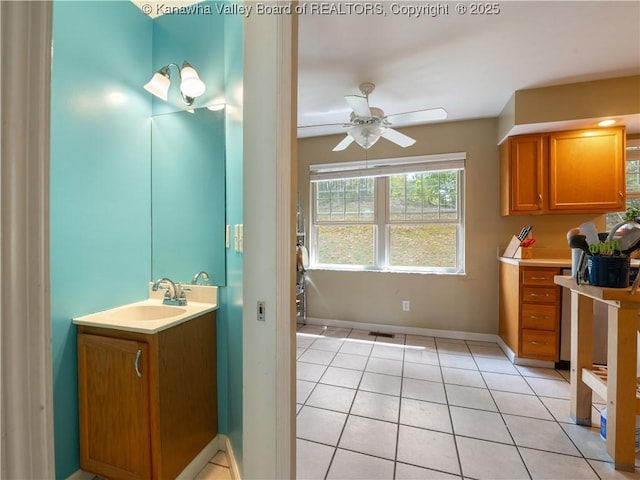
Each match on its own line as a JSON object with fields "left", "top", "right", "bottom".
{"left": 529, "top": 315, "right": 549, "bottom": 320}
{"left": 530, "top": 276, "right": 549, "bottom": 281}
{"left": 530, "top": 341, "right": 549, "bottom": 345}
{"left": 134, "top": 349, "right": 142, "bottom": 378}
{"left": 528, "top": 293, "right": 550, "bottom": 297}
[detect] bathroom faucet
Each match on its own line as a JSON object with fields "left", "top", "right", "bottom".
{"left": 192, "top": 271, "right": 210, "bottom": 285}
{"left": 152, "top": 277, "right": 187, "bottom": 306}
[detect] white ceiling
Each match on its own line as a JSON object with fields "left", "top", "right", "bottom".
{"left": 297, "top": 1, "right": 640, "bottom": 138}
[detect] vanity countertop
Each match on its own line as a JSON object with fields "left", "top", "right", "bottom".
{"left": 73, "top": 298, "right": 217, "bottom": 334}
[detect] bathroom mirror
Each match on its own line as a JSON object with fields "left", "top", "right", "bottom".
{"left": 151, "top": 107, "right": 226, "bottom": 285}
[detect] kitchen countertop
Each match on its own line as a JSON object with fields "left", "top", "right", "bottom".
{"left": 499, "top": 256, "right": 572, "bottom": 268}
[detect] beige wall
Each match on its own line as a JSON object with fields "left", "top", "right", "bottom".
{"left": 298, "top": 118, "right": 602, "bottom": 334}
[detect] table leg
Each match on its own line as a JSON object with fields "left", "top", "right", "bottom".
{"left": 606, "top": 304, "right": 638, "bottom": 472}
{"left": 570, "top": 291, "right": 593, "bottom": 425}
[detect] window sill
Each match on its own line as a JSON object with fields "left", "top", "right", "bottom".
{"left": 308, "top": 266, "right": 466, "bottom": 276}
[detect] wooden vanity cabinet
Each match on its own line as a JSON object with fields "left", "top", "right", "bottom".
{"left": 77, "top": 311, "right": 217, "bottom": 480}
{"left": 500, "top": 127, "right": 625, "bottom": 215}
{"left": 499, "top": 263, "right": 560, "bottom": 362}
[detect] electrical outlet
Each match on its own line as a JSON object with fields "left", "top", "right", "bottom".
{"left": 402, "top": 300, "right": 410, "bottom": 311}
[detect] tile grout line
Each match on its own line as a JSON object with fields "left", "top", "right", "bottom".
{"left": 471, "top": 339, "right": 535, "bottom": 480}
{"left": 296, "top": 326, "right": 630, "bottom": 479}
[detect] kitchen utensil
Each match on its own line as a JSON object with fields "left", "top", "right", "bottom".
{"left": 517, "top": 227, "right": 527, "bottom": 240}
{"left": 568, "top": 234, "right": 590, "bottom": 256}
{"left": 606, "top": 220, "right": 640, "bottom": 255}
{"left": 568, "top": 234, "right": 591, "bottom": 285}
{"left": 575, "top": 250, "right": 588, "bottom": 284}
{"left": 518, "top": 225, "right": 532, "bottom": 241}
{"left": 580, "top": 221, "right": 600, "bottom": 246}
{"left": 521, "top": 238, "right": 536, "bottom": 247}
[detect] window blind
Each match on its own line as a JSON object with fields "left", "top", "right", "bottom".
{"left": 309, "top": 152, "right": 466, "bottom": 182}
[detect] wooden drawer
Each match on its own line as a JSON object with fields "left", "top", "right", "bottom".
{"left": 521, "top": 286, "right": 558, "bottom": 304}
{"left": 521, "top": 329, "right": 558, "bottom": 361}
{"left": 521, "top": 304, "right": 557, "bottom": 330}
{"left": 522, "top": 269, "right": 557, "bottom": 286}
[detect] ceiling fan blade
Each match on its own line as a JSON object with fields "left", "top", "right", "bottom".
{"left": 386, "top": 107, "right": 447, "bottom": 126}
{"left": 332, "top": 135, "right": 355, "bottom": 152}
{"left": 381, "top": 128, "right": 416, "bottom": 148}
{"left": 298, "top": 123, "right": 346, "bottom": 138}
{"left": 345, "top": 95, "right": 372, "bottom": 118}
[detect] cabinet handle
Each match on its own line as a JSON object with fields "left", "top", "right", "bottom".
{"left": 530, "top": 341, "right": 549, "bottom": 345}
{"left": 619, "top": 191, "right": 623, "bottom": 197}
{"left": 529, "top": 293, "right": 550, "bottom": 297}
{"left": 538, "top": 194, "right": 543, "bottom": 205}
{"left": 134, "top": 349, "right": 142, "bottom": 378}
{"left": 529, "top": 276, "right": 549, "bottom": 280}
{"left": 529, "top": 315, "right": 549, "bottom": 320}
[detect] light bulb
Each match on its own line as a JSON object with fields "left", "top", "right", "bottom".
{"left": 180, "top": 63, "right": 206, "bottom": 98}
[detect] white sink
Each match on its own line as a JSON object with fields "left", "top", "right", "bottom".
{"left": 73, "top": 297, "right": 217, "bottom": 334}
{"left": 106, "top": 304, "right": 187, "bottom": 322}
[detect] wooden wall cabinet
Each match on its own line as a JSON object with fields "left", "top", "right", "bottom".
{"left": 500, "top": 127, "right": 626, "bottom": 215}
{"left": 78, "top": 311, "right": 217, "bottom": 480}
{"left": 499, "top": 263, "right": 560, "bottom": 362}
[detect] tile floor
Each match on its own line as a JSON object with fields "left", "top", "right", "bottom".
{"left": 296, "top": 324, "right": 640, "bottom": 480}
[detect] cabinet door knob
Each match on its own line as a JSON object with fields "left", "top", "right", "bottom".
{"left": 134, "top": 349, "right": 142, "bottom": 378}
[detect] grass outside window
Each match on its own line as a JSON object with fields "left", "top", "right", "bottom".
{"left": 310, "top": 159, "right": 465, "bottom": 274}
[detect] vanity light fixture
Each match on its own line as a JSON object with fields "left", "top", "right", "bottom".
{"left": 144, "top": 61, "right": 206, "bottom": 106}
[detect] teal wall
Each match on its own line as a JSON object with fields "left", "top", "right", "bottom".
{"left": 50, "top": 1, "right": 152, "bottom": 477}
{"left": 151, "top": 2, "right": 225, "bottom": 115}
{"left": 222, "top": 10, "right": 244, "bottom": 474}
{"left": 50, "top": 1, "right": 242, "bottom": 477}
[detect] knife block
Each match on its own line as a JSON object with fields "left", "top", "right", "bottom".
{"left": 503, "top": 235, "right": 533, "bottom": 259}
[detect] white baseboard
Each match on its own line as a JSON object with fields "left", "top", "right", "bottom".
{"left": 66, "top": 469, "right": 94, "bottom": 480}
{"left": 303, "top": 316, "right": 501, "bottom": 344}
{"left": 223, "top": 435, "right": 242, "bottom": 480}
{"left": 304, "top": 317, "right": 559, "bottom": 369}
{"left": 177, "top": 435, "right": 223, "bottom": 479}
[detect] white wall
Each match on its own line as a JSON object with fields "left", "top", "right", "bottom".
{"left": 242, "top": 12, "right": 296, "bottom": 479}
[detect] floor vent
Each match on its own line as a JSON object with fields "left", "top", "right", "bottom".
{"left": 369, "top": 331, "right": 395, "bottom": 338}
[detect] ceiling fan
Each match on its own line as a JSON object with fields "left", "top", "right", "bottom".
{"left": 321, "top": 82, "right": 447, "bottom": 151}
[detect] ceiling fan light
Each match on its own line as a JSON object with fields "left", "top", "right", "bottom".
{"left": 348, "top": 124, "right": 386, "bottom": 150}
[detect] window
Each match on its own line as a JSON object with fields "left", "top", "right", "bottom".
{"left": 310, "top": 153, "right": 465, "bottom": 273}
{"left": 606, "top": 143, "right": 640, "bottom": 230}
